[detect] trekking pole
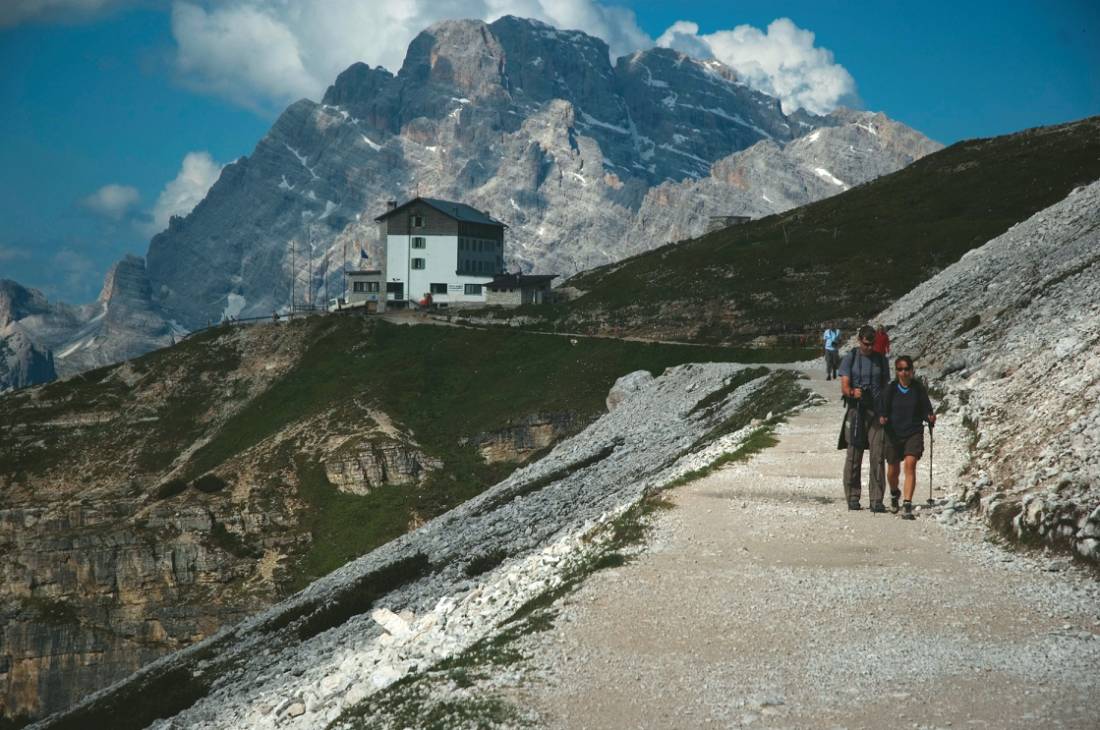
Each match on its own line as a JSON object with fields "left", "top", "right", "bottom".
{"left": 926, "top": 422, "right": 935, "bottom": 506}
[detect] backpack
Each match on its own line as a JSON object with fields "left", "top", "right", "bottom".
{"left": 840, "top": 349, "right": 887, "bottom": 408}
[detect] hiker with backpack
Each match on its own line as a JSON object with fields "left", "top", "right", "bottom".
{"left": 823, "top": 324, "right": 841, "bottom": 380}
{"left": 878, "top": 355, "right": 937, "bottom": 520}
{"left": 838, "top": 325, "right": 890, "bottom": 511}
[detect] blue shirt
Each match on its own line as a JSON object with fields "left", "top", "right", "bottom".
{"left": 823, "top": 328, "right": 840, "bottom": 351}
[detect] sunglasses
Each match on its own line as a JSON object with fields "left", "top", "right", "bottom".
{"left": 859, "top": 340, "right": 873, "bottom": 346}
{"left": 896, "top": 366, "right": 912, "bottom": 372}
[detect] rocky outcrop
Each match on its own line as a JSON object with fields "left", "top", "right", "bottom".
{"left": 0, "top": 322, "right": 55, "bottom": 392}
{"left": 0, "top": 282, "right": 58, "bottom": 391}
{"left": 0, "top": 500, "right": 269, "bottom": 723}
{"left": 880, "top": 178, "right": 1100, "bottom": 563}
{"left": 5, "top": 316, "right": 678, "bottom": 723}
{"left": 324, "top": 436, "right": 442, "bottom": 493}
{"left": 605, "top": 370, "right": 654, "bottom": 412}
{"left": 463, "top": 412, "right": 586, "bottom": 463}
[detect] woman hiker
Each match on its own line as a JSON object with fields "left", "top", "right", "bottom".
{"left": 878, "top": 355, "right": 936, "bottom": 519}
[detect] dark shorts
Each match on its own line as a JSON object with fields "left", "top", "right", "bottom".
{"left": 886, "top": 431, "right": 924, "bottom": 464}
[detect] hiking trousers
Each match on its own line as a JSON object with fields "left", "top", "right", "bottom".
{"left": 825, "top": 349, "right": 840, "bottom": 378}
{"left": 843, "top": 409, "right": 885, "bottom": 505}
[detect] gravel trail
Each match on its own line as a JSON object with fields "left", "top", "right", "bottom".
{"left": 517, "top": 365, "right": 1100, "bottom": 729}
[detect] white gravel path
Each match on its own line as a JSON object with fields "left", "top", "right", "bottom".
{"left": 515, "top": 364, "right": 1100, "bottom": 729}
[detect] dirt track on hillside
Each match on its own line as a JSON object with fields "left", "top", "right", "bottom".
{"left": 516, "top": 365, "right": 1100, "bottom": 729}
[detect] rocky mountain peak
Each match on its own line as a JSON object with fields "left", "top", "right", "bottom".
{"left": 321, "top": 63, "right": 397, "bottom": 129}
{"left": 96, "top": 254, "right": 154, "bottom": 308}
{"left": 0, "top": 279, "right": 51, "bottom": 328}
{"left": 489, "top": 15, "right": 621, "bottom": 121}
{"left": 399, "top": 19, "right": 507, "bottom": 101}
{"left": 0, "top": 280, "right": 58, "bottom": 390}
{"left": 7, "top": 15, "right": 941, "bottom": 364}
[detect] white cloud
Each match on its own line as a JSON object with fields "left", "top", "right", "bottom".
{"left": 50, "top": 247, "right": 97, "bottom": 292}
{"left": 656, "top": 18, "right": 857, "bottom": 115}
{"left": 0, "top": 0, "right": 131, "bottom": 27}
{"left": 82, "top": 183, "right": 141, "bottom": 220}
{"left": 168, "top": 0, "right": 651, "bottom": 111}
{"left": 0, "top": 245, "right": 31, "bottom": 262}
{"left": 140, "top": 151, "right": 223, "bottom": 237}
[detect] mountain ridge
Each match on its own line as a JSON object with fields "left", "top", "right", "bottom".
{"left": 0, "top": 15, "right": 940, "bottom": 390}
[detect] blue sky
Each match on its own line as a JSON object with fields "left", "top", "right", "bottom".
{"left": 1, "top": 0, "right": 1097, "bottom": 303}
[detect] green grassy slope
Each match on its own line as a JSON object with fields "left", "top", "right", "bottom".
{"left": 1, "top": 317, "right": 808, "bottom": 590}
{"left": 183, "top": 318, "right": 805, "bottom": 585}
{"left": 542, "top": 116, "right": 1100, "bottom": 342}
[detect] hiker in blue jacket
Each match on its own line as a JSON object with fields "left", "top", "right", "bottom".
{"left": 823, "top": 324, "right": 841, "bottom": 380}
{"left": 878, "top": 355, "right": 937, "bottom": 519}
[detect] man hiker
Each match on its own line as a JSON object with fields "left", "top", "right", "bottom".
{"left": 873, "top": 324, "right": 891, "bottom": 358}
{"left": 823, "top": 324, "right": 841, "bottom": 380}
{"left": 839, "top": 325, "right": 889, "bottom": 511}
{"left": 879, "top": 355, "right": 937, "bottom": 519}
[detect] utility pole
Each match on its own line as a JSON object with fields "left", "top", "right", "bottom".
{"left": 322, "top": 237, "right": 329, "bottom": 312}
{"left": 291, "top": 238, "right": 296, "bottom": 314}
{"left": 407, "top": 213, "right": 412, "bottom": 308}
{"left": 343, "top": 238, "right": 349, "bottom": 306}
{"left": 307, "top": 224, "right": 314, "bottom": 309}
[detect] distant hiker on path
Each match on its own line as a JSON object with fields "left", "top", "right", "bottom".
{"left": 873, "top": 324, "right": 891, "bottom": 358}
{"left": 823, "top": 324, "right": 841, "bottom": 380}
{"left": 838, "top": 325, "right": 889, "bottom": 511}
{"left": 879, "top": 355, "right": 936, "bottom": 519}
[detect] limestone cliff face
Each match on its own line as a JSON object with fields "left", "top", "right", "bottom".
{"left": 464, "top": 412, "right": 587, "bottom": 463}
{"left": 0, "top": 500, "right": 265, "bottom": 721}
{"left": 0, "top": 282, "right": 57, "bottom": 392}
{"left": 0, "top": 322, "right": 55, "bottom": 393}
{"left": 628, "top": 110, "right": 943, "bottom": 247}
{"left": 0, "top": 325, "right": 309, "bottom": 723}
{"left": 324, "top": 436, "right": 443, "bottom": 494}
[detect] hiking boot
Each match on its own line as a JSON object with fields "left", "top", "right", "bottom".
{"left": 901, "top": 501, "right": 915, "bottom": 520}
{"left": 870, "top": 502, "right": 887, "bottom": 513}
{"left": 890, "top": 495, "right": 900, "bottom": 514}
{"left": 847, "top": 501, "right": 862, "bottom": 511}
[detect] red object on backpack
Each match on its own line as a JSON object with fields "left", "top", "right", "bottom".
{"left": 873, "top": 330, "right": 890, "bottom": 356}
